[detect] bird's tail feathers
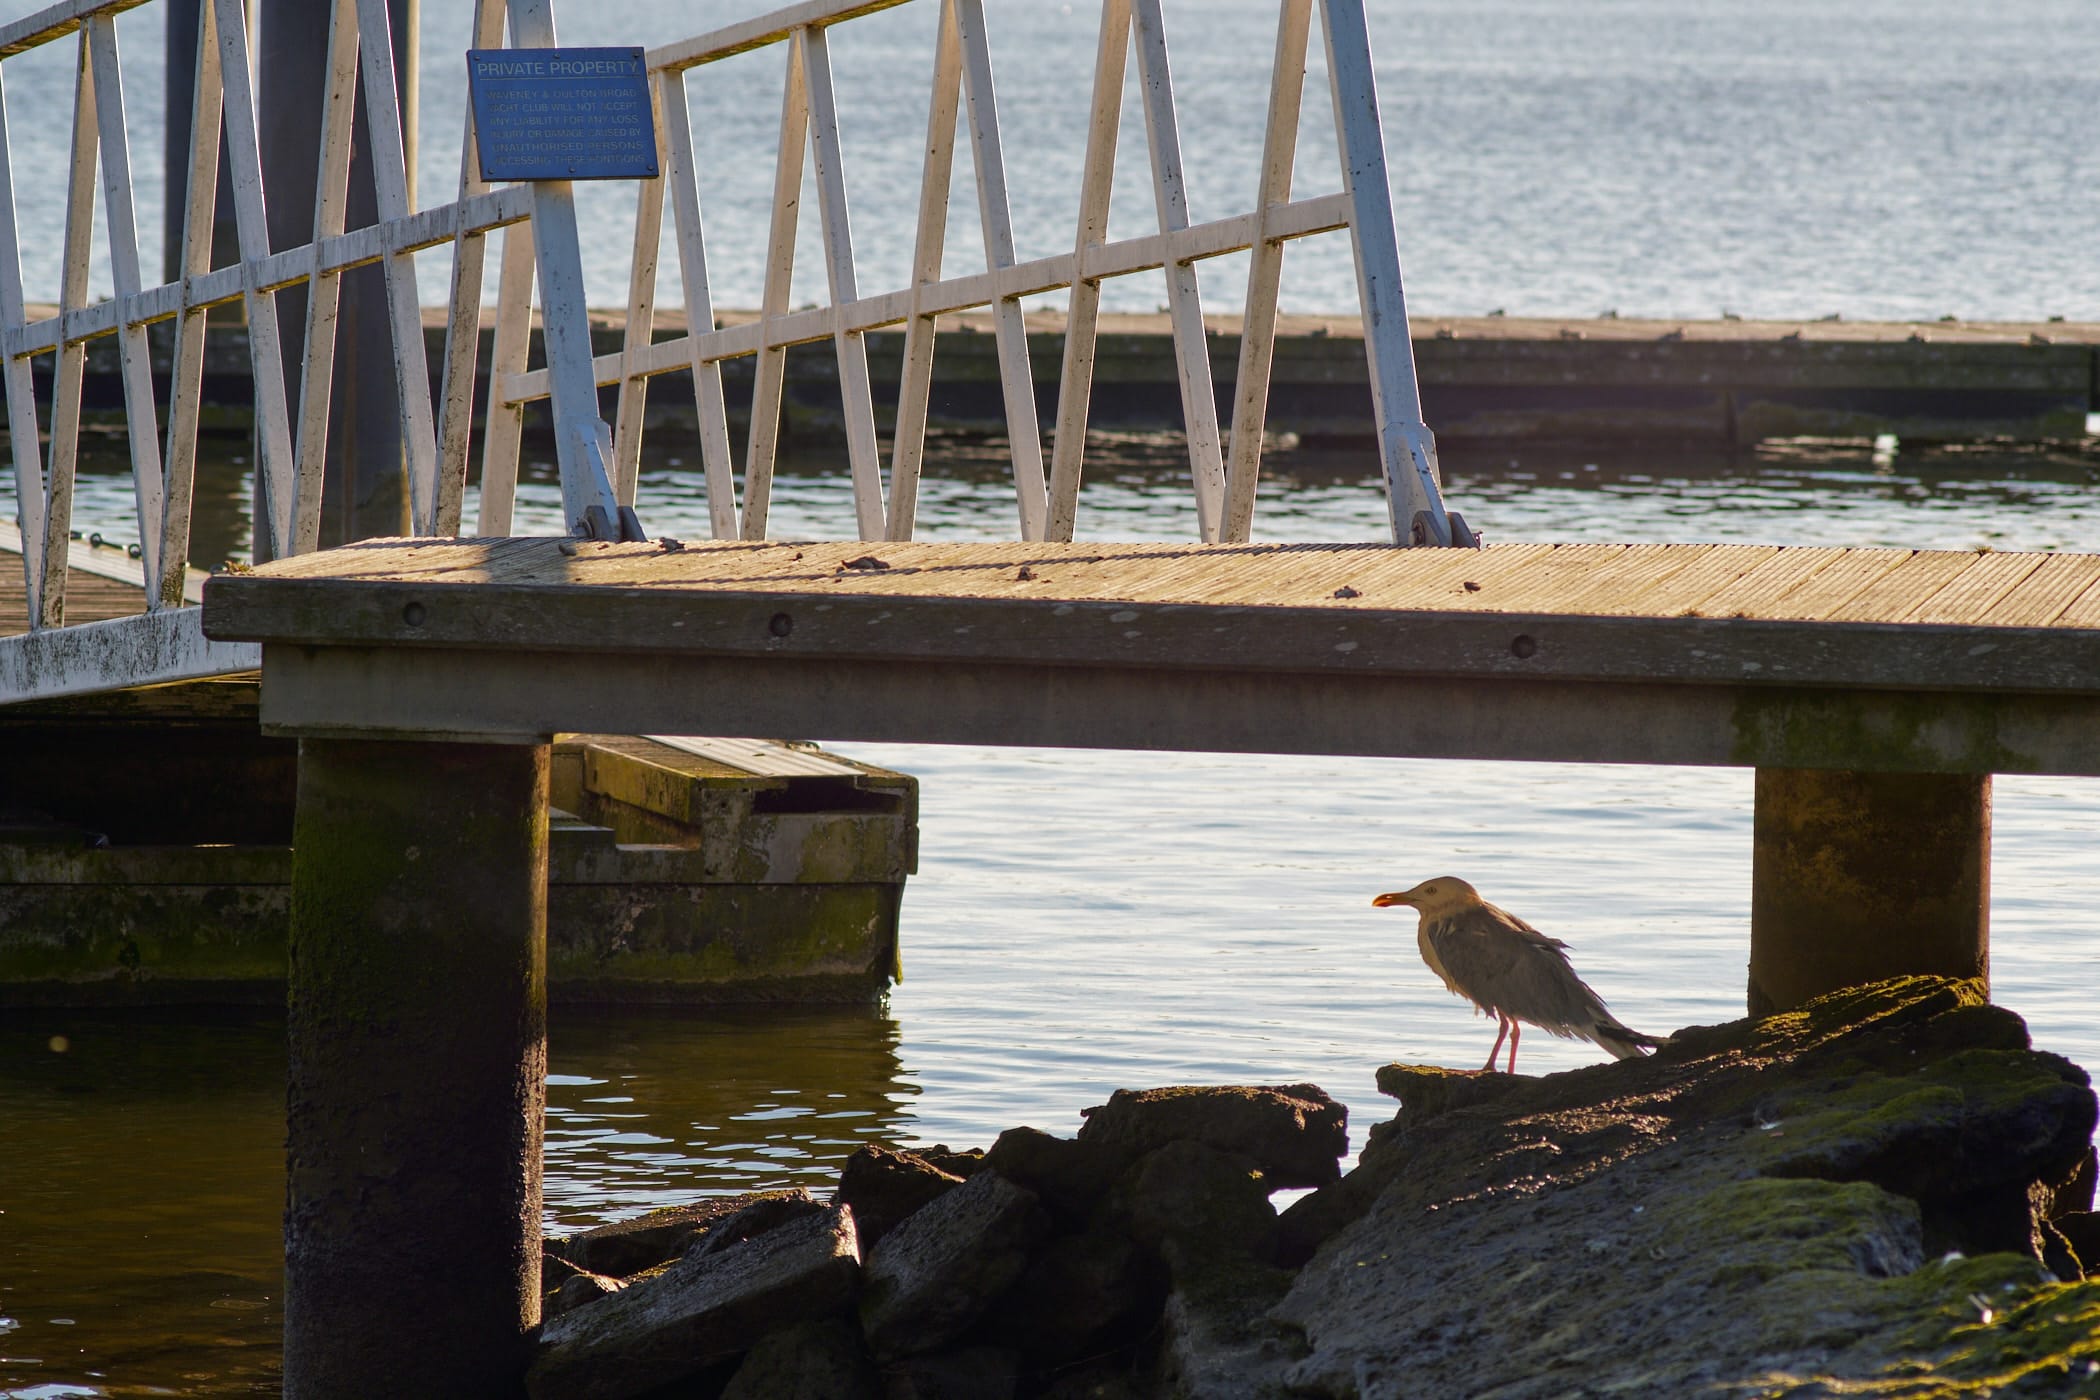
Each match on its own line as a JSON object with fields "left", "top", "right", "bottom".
{"left": 1591, "top": 1020, "right": 1670, "bottom": 1060}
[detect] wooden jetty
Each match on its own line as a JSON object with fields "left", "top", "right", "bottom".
{"left": 203, "top": 531, "right": 2100, "bottom": 1019}
{"left": 25, "top": 307, "right": 2095, "bottom": 448}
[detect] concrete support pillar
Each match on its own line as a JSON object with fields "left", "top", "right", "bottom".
{"left": 285, "top": 738, "right": 548, "bottom": 1399}
{"left": 1748, "top": 767, "right": 1990, "bottom": 1017}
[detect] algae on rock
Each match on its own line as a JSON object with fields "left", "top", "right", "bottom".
{"left": 1272, "top": 977, "right": 2100, "bottom": 1400}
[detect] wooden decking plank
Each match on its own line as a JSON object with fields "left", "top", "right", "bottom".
{"left": 0, "top": 565, "right": 145, "bottom": 637}
{"left": 1823, "top": 550, "right": 1984, "bottom": 623}
{"left": 1139, "top": 544, "right": 1316, "bottom": 605}
{"left": 646, "top": 734, "right": 874, "bottom": 779}
{"left": 1979, "top": 553, "right": 2100, "bottom": 627}
{"left": 1592, "top": 544, "right": 1781, "bottom": 616}
{"left": 1202, "top": 543, "right": 1456, "bottom": 607}
{"left": 1543, "top": 543, "right": 1723, "bottom": 614}
{"left": 2050, "top": 569, "right": 2100, "bottom": 629}
{"left": 1458, "top": 542, "right": 1674, "bottom": 613}
{"left": 1323, "top": 542, "right": 1552, "bottom": 609}
{"left": 1384, "top": 542, "right": 1628, "bottom": 613}
{"left": 1756, "top": 547, "right": 1914, "bottom": 621}
{"left": 1684, "top": 547, "right": 1850, "bottom": 618}
{"left": 202, "top": 536, "right": 2100, "bottom": 629}
{"left": 1902, "top": 552, "right": 2050, "bottom": 624}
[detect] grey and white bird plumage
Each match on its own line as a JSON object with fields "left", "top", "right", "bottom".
{"left": 1372, "top": 876, "right": 1664, "bottom": 1074}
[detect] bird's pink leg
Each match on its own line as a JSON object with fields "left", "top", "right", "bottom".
{"left": 1505, "top": 1021, "right": 1522, "bottom": 1075}
{"left": 1482, "top": 1015, "right": 1510, "bottom": 1073}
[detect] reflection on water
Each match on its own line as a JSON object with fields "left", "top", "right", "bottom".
{"left": 1, "top": 1007, "right": 915, "bottom": 1398}
{"left": 0, "top": 1013, "right": 283, "bottom": 1398}
{"left": 542, "top": 1005, "right": 916, "bottom": 1227}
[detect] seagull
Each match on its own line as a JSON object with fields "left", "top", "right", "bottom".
{"left": 1372, "top": 877, "right": 1664, "bottom": 1074}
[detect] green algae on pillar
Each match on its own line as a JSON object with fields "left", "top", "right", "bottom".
{"left": 1749, "top": 768, "right": 1990, "bottom": 1017}
{"left": 284, "top": 738, "right": 548, "bottom": 1399}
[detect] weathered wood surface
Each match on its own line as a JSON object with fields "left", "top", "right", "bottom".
{"left": 0, "top": 563, "right": 143, "bottom": 636}
{"left": 206, "top": 536, "right": 2100, "bottom": 680}
{"left": 201, "top": 537, "right": 2100, "bottom": 776}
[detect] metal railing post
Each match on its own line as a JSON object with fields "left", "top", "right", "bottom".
{"left": 502, "top": 0, "right": 640, "bottom": 542}
{"left": 1319, "top": 0, "right": 1451, "bottom": 547}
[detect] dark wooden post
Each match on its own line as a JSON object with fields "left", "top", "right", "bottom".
{"left": 284, "top": 738, "right": 548, "bottom": 1398}
{"left": 1748, "top": 767, "right": 1990, "bottom": 1016}
{"left": 164, "top": 0, "right": 243, "bottom": 287}
{"left": 256, "top": 0, "right": 419, "bottom": 558}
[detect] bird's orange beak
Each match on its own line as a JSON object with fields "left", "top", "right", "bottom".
{"left": 1371, "top": 891, "right": 1415, "bottom": 908}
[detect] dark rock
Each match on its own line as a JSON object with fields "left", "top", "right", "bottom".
{"left": 1271, "top": 976, "right": 2100, "bottom": 1398}
{"left": 1076, "top": 1085, "right": 1347, "bottom": 1189}
{"left": 1275, "top": 1071, "right": 1495, "bottom": 1267}
{"left": 881, "top": 1345, "right": 1021, "bottom": 1400}
{"left": 2055, "top": 1211, "right": 2100, "bottom": 1280}
{"left": 984, "top": 1126, "right": 1123, "bottom": 1225}
{"left": 1157, "top": 1258, "right": 1301, "bottom": 1400}
{"left": 1036, "top": 1362, "right": 1157, "bottom": 1400}
{"left": 917, "top": 1145, "right": 987, "bottom": 1179}
{"left": 1273, "top": 1171, "right": 1383, "bottom": 1270}
{"left": 549, "top": 1190, "right": 817, "bottom": 1279}
{"left": 542, "top": 1247, "right": 591, "bottom": 1290}
{"left": 1759, "top": 1047, "right": 2095, "bottom": 1256}
{"left": 683, "top": 1191, "right": 827, "bottom": 1262}
{"left": 989, "top": 1225, "right": 1165, "bottom": 1364}
{"left": 860, "top": 1170, "right": 1049, "bottom": 1361}
{"left": 527, "top": 1203, "right": 861, "bottom": 1400}
{"left": 1372, "top": 1062, "right": 1527, "bottom": 1120}
{"left": 546, "top": 1267, "right": 627, "bottom": 1321}
{"left": 835, "top": 1145, "right": 964, "bottom": 1251}
{"left": 1116, "top": 1140, "right": 1278, "bottom": 1275}
{"left": 2049, "top": 1145, "right": 2098, "bottom": 1220}
{"left": 719, "top": 1315, "right": 880, "bottom": 1400}
{"left": 2041, "top": 1213, "right": 2085, "bottom": 1284}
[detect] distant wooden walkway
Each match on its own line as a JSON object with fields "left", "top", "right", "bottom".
{"left": 34, "top": 310, "right": 2095, "bottom": 445}
{"left": 203, "top": 537, "right": 2100, "bottom": 776}
{"left": 0, "top": 524, "right": 171, "bottom": 633}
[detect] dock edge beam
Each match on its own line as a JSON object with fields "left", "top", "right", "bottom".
{"left": 284, "top": 737, "right": 549, "bottom": 1398}
{"left": 1748, "top": 767, "right": 1990, "bottom": 1017}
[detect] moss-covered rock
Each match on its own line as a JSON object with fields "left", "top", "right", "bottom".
{"left": 1273, "top": 976, "right": 2100, "bottom": 1399}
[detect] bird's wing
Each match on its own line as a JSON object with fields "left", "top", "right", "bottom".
{"left": 1491, "top": 902, "right": 1568, "bottom": 950}
{"left": 1427, "top": 903, "right": 1610, "bottom": 1036}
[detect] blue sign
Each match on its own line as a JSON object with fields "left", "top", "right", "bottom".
{"left": 467, "top": 47, "right": 658, "bottom": 182}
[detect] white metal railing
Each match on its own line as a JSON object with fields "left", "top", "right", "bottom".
{"left": 0, "top": 0, "right": 633, "bottom": 638}
{"left": 0, "top": 0, "right": 1459, "bottom": 700}
{"left": 481, "top": 0, "right": 1457, "bottom": 549}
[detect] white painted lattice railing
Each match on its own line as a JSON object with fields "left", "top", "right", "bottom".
{"left": 0, "top": 0, "right": 1458, "bottom": 701}
{"left": 483, "top": 0, "right": 1458, "bottom": 549}
{"left": 0, "top": 0, "right": 633, "bottom": 636}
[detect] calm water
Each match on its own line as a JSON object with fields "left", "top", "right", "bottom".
{"left": 0, "top": 0, "right": 2096, "bottom": 319}
{"left": 8, "top": 436, "right": 2100, "bottom": 1395}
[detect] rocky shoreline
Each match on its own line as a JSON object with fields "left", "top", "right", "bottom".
{"left": 525, "top": 978, "right": 2100, "bottom": 1398}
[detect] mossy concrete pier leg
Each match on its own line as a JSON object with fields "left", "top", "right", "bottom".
{"left": 285, "top": 738, "right": 549, "bottom": 1399}
{"left": 1749, "top": 768, "right": 1989, "bottom": 1017}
